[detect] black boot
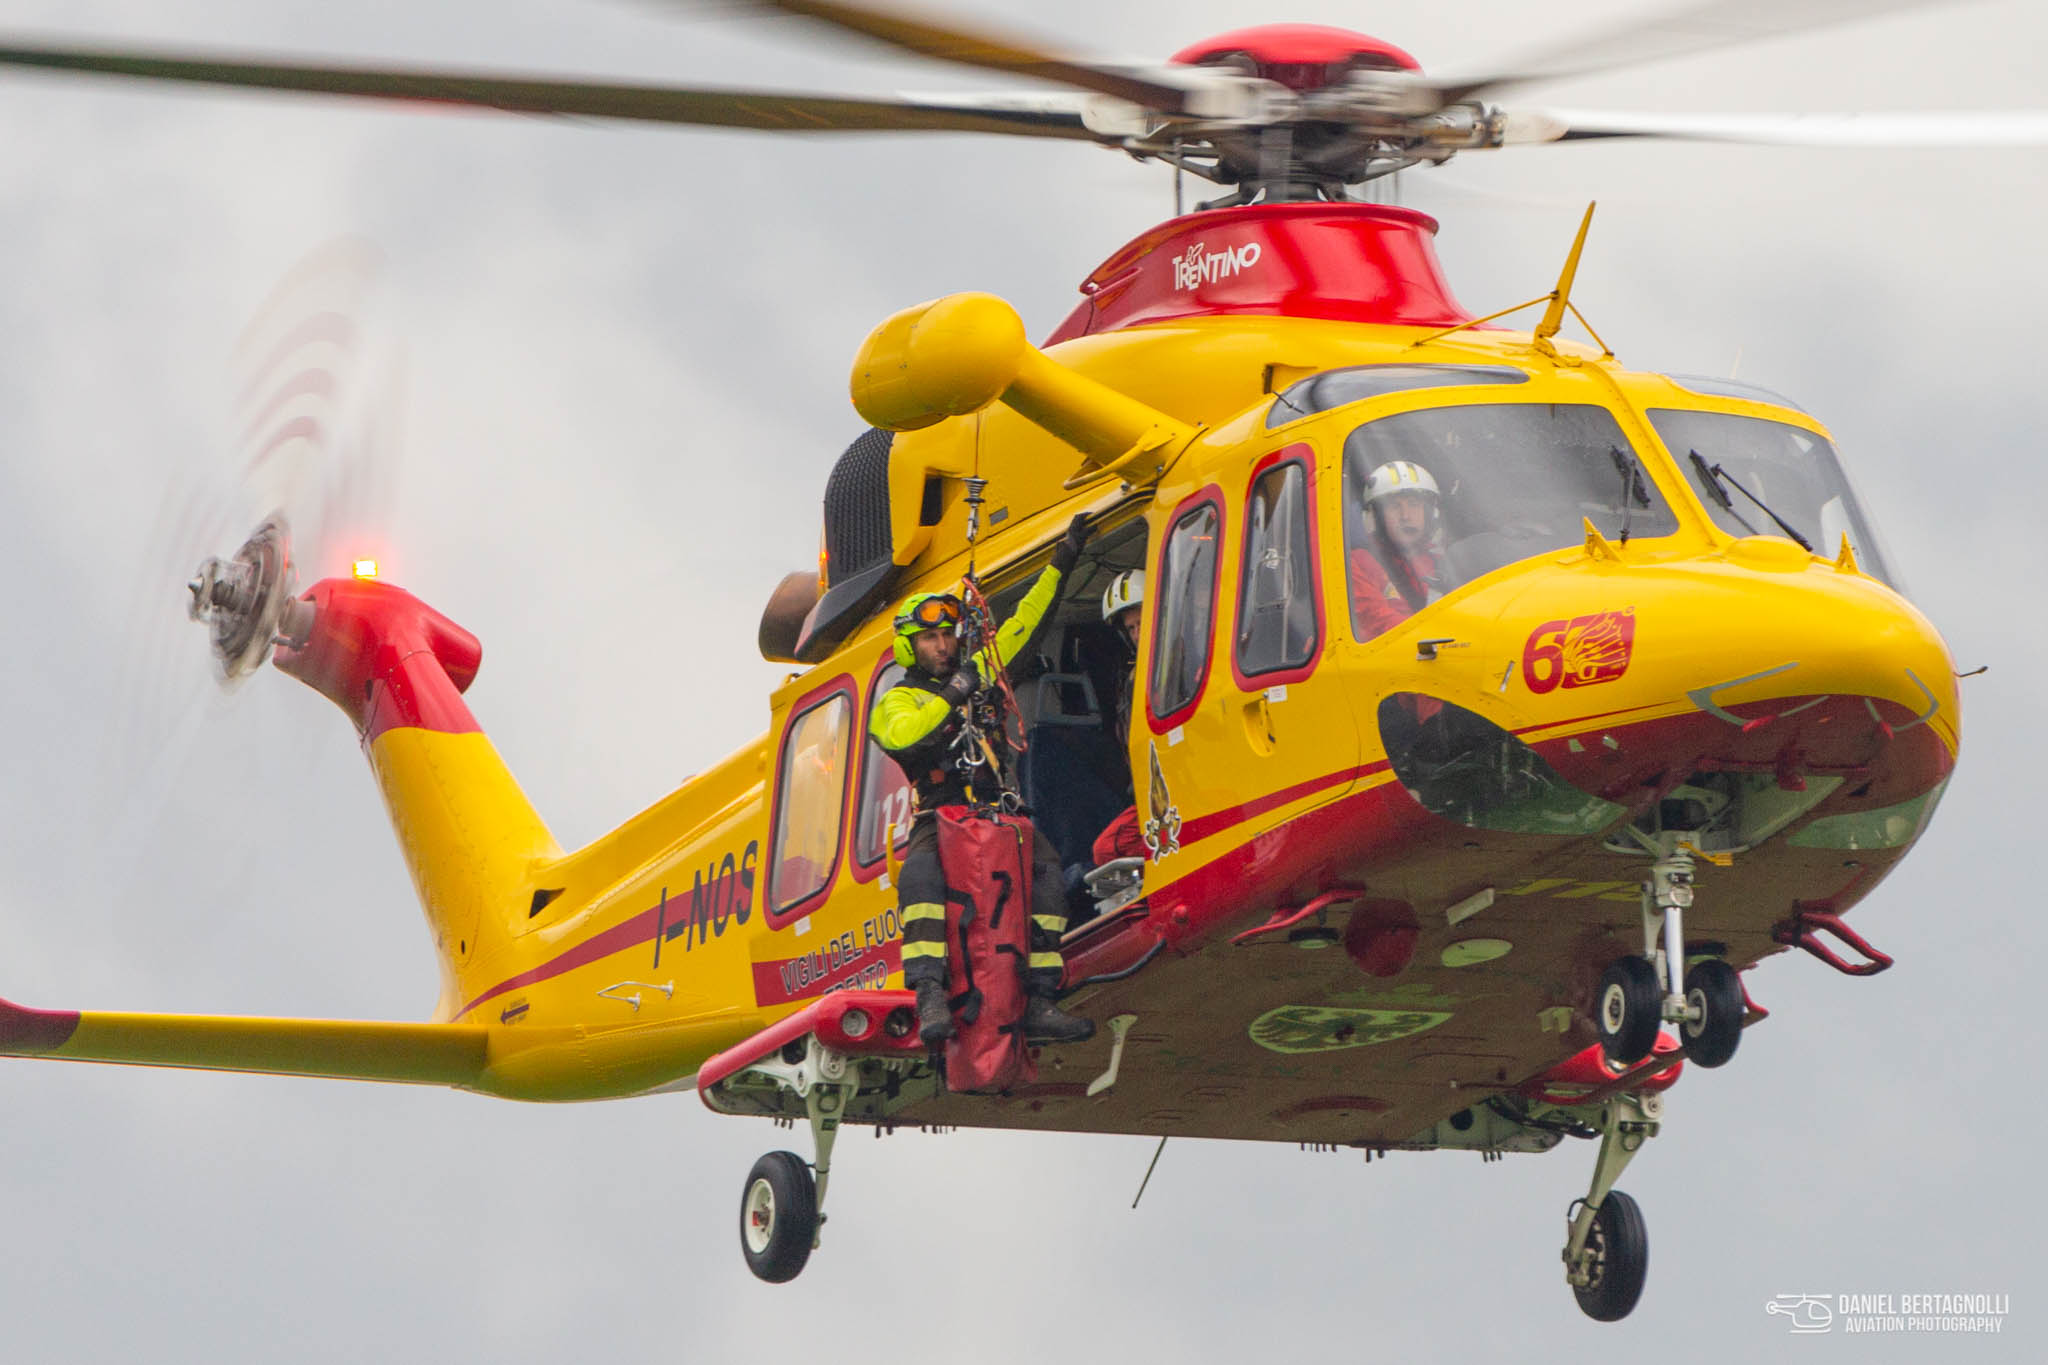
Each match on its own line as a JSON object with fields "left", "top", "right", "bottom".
{"left": 915, "top": 982, "right": 955, "bottom": 1045}
{"left": 1022, "top": 996, "right": 1095, "bottom": 1045}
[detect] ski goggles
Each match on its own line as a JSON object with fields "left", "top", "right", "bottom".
{"left": 895, "top": 594, "right": 962, "bottom": 633}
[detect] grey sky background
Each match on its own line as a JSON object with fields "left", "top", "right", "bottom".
{"left": 0, "top": 0, "right": 2038, "bottom": 1359}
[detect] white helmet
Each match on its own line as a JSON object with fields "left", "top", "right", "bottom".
{"left": 1363, "top": 460, "right": 1440, "bottom": 505}
{"left": 1101, "top": 569, "right": 1144, "bottom": 622}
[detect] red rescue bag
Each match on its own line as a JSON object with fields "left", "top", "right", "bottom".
{"left": 936, "top": 805, "right": 1037, "bottom": 1093}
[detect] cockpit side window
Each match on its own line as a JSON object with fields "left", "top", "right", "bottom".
{"left": 1648, "top": 408, "right": 1897, "bottom": 587}
{"left": 1343, "top": 403, "right": 1677, "bottom": 641}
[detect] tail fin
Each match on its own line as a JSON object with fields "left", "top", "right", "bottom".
{"left": 277, "top": 577, "right": 562, "bottom": 1017}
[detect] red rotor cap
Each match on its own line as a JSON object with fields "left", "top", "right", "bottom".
{"left": 1169, "top": 24, "right": 1421, "bottom": 90}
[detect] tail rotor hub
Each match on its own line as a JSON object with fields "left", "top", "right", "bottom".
{"left": 187, "top": 515, "right": 301, "bottom": 686}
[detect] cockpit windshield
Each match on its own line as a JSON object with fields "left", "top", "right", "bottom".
{"left": 1342, "top": 403, "right": 1677, "bottom": 642}
{"left": 1647, "top": 409, "right": 1896, "bottom": 586}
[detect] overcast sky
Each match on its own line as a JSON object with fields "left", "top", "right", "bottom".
{"left": 0, "top": 1, "right": 2039, "bottom": 1359}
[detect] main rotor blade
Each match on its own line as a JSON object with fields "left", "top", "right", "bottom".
{"left": 727, "top": 0, "right": 1204, "bottom": 114}
{"left": 1432, "top": 0, "right": 1973, "bottom": 104}
{"left": 0, "top": 39, "right": 1098, "bottom": 138}
{"left": 1531, "top": 108, "right": 2048, "bottom": 148}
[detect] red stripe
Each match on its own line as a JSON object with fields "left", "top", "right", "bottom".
{"left": 1511, "top": 701, "right": 1669, "bottom": 736}
{"left": 1177, "top": 759, "right": 1390, "bottom": 847}
{"left": 458, "top": 903, "right": 664, "bottom": 1019}
{"left": 455, "top": 762, "right": 1391, "bottom": 1018}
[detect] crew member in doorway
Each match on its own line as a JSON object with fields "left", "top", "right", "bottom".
{"left": 1349, "top": 459, "right": 1447, "bottom": 639}
{"left": 1090, "top": 569, "right": 1149, "bottom": 866}
{"left": 1100, "top": 569, "right": 1144, "bottom": 754}
{"left": 870, "top": 515, "right": 1097, "bottom": 1048}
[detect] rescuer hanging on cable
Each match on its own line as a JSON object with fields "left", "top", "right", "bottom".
{"left": 870, "top": 513, "right": 1097, "bottom": 1048}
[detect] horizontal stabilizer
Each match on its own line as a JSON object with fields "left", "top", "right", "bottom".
{"left": 0, "top": 994, "right": 487, "bottom": 1087}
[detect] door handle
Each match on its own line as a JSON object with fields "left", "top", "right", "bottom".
{"left": 1240, "top": 693, "right": 1275, "bottom": 755}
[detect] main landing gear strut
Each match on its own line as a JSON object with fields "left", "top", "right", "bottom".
{"left": 735, "top": 1036, "right": 858, "bottom": 1283}
{"left": 1595, "top": 834, "right": 1745, "bottom": 1070}
{"left": 1562, "top": 1091, "right": 1659, "bottom": 1321}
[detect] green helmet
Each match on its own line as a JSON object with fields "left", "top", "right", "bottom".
{"left": 892, "top": 592, "right": 962, "bottom": 667}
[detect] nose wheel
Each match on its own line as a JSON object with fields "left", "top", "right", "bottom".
{"left": 1595, "top": 956, "right": 1661, "bottom": 1065}
{"left": 1597, "top": 835, "right": 1746, "bottom": 1068}
{"left": 1679, "top": 958, "right": 1744, "bottom": 1066}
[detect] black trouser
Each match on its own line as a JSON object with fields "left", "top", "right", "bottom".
{"left": 898, "top": 817, "right": 1070, "bottom": 998}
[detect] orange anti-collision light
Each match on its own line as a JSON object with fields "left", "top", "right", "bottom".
{"left": 352, "top": 559, "right": 379, "bottom": 580}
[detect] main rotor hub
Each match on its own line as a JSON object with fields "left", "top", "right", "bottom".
{"left": 1169, "top": 24, "right": 1421, "bottom": 89}
{"left": 1138, "top": 25, "right": 1470, "bottom": 208}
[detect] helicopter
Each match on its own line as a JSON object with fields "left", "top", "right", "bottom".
{"left": 0, "top": 0, "right": 2027, "bottom": 1331}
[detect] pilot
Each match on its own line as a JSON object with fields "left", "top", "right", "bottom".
{"left": 871, "top": 514, "right": 1097, "bottom": 1048}
{"left": 1349, "top": 459, "right": 1448, "bottom": 639}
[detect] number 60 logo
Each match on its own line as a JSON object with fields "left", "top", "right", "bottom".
{"left": 1523, "top": 610, "right": 1636, "bottom": 694}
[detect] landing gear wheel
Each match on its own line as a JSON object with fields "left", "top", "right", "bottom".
{"left": 739, "top": 1151, "right": 817, "bottom": 1283}
{"left": 1573, "top": 1189, "right": 1649, "bottom": 1322}
{"left": 1681, "top": 959, "right": 1744, "bottom": 1068}
{"left": 1595, "top": 957, "right": 1661, "bottom": 1066}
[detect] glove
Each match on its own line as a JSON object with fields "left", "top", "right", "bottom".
{"left": 1050, "top": 512, "right": 1090, "bottom": 576}
{"left": 941, "top": 660, "right": 981, "bottom": 705}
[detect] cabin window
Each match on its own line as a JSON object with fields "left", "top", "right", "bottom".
{"left": 853, "top": 663, "right": 914, "bottom": 869}
{"left": 1149, "top": 494, "right": 1223, "bottom": 724}
{"left": 1344, "top": 403, "right": 1678, "bottom": 641}
{"left": 769, "top": 688, "right": 854, "bottom": 913}
{"left": 1648, "top": 408, "right": 1896, "bottom": 586}
{"left": 1235, "top": 456, "right": 1318, "bottom": 678}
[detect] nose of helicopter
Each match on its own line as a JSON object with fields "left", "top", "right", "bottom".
{"left": 1378, "top": 547, "right": 1959, "bottom": 846}
{"left": 1625, "top": 546, "right": 1958, "bottom": 757}
{"left": 1409, "top": 543, "right": 1965, "bottom": 823}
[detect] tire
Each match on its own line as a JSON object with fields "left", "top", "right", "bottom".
{"left": 1595, "top": 956, "right": 1662, "bottom": 1066}
{"left": 1574, "top": 1189, "right": 1650, "bottom": 1322}
{"left": 739, "top": 1151, "right": 817, "bottom": 1283}
{"left": 1681, "top": 958, "right": 1745, "bottom": 1068}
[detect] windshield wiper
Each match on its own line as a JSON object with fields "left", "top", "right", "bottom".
{"left": 1688, "top": 450, "right": 1811, "bottom": 550}
{"left": 1268, "top": 381, "right": 1311, "bottom": 423}
{"left": 1609, "top": 445, "right": 1651, "bottom": 544}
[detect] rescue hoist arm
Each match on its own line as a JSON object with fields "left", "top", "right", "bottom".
{"left": 848, "top": 292, "right": 1199, "bottom": 489}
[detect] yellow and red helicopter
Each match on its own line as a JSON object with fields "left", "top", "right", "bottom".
{"left": 0, "top": 0, "right": 2017, "bottom": 1321}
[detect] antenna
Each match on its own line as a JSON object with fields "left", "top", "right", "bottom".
{"left": 1407, "top": 201, "right": 1611, "bottom": 359}
{"left": 1533, "top": 202, "right": 1597, "bottom": 359}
